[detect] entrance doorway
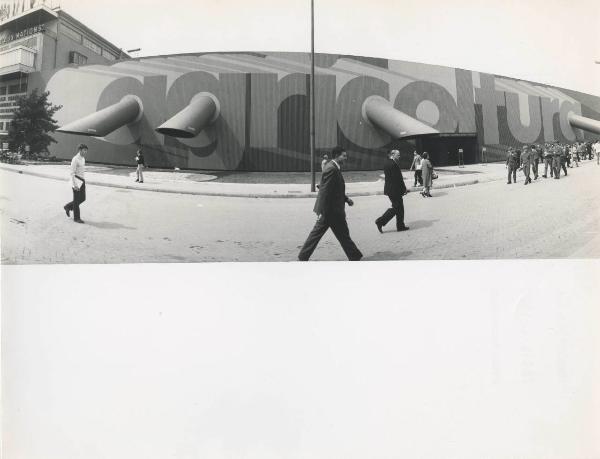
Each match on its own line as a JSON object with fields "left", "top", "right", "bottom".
{"left": 416, "top": 134, "right": 479, "bottom": 166}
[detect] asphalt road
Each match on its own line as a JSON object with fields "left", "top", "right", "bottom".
{"left": 1, "top": 163, "right": 599, "bottom": 264}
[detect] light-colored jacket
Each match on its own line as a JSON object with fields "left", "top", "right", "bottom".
{"left": 410, "top": 155, "right": 422, "bottom": 171}
{"left": 421, "top": 159, "right": 433, "bottom": 186}
{"left": 69, "top": 153, "right": 85, "bottom": 189}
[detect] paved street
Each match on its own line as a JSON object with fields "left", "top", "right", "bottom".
{"left": 1, "top": 162, "right": 599, "bottom": 264}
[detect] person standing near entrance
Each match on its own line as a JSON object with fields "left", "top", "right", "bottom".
{"left": 298, "top": 146, "right": 363, "bottom": 261}
{"left": 63, "top": 143, "right": 88, "bottom": 224}
{"left": 409, "top": 151, "right": 423, "bottom": 186}
{"left": 420, "top": 152, "right": 434, "bottom": 197}
{"left": 375, "top": 149, "right": 409, "bottom": 233}
{"left": 135, "top": 148, "right": 145, "bottom": 183}
{"left": 520, "top": 145, "right": 532, "bottom": 185}
{"left": 506, "top": 148, "right": 518, "bottom": 184}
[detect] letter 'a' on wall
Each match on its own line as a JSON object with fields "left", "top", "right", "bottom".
{"left": 155, "top": 93, "right": 220, "bottom": 138}
{"left": 57, "top": 95, "right": 143, "bottom": 137}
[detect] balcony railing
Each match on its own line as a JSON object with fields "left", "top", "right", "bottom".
{"left": 0, "top": 45, "right": 37, "bottom": 76}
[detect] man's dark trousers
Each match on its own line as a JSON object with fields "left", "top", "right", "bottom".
{"left": 65, "top": 182, "right": 86, "bottom": 220}
{"left": 298, "top": 213, "right": 362, "bottom": 261}
{"left": 376, "top": 196, "right": 405, "bottom": 230}
{"left": 532, "top": 159, "right": 539, "bottom": 178}
{"left": 508, "top": 166, "right": 517, "bottom": 183}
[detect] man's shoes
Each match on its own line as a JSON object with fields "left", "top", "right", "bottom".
{"left": 63, "top": 205, "right": 70, "bottom": 217}
{"left": 74, "top": 219, "right": 85, "bottom": 224}
{"left": 375, "top": 221, "right": 383, "bottom": 233}
{"left": 507, "top": 181, "right": 511, "bottom": 184}
{"left": 139, "top": 180, "right": 143, "bottom": 183}
{"left": 542, "top": 175, "right": 547, "bottom": 178}
{"left": 135, "top": 179, "right": 139, "bottom": 182}
{"left": 397, "top": 226, "right": 409, "bottom": 232}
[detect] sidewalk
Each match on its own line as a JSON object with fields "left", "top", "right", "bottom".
{"left": 0, "top": 161, "right": 515, "bottom": 198}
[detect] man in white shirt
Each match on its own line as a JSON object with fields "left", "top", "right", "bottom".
{"left": 593, "top": 141, "right": 600, "bottom": 165}
{"left": 63, "top": 143, "right": 88, "bottom": 223}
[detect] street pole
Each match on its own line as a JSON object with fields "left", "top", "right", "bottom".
{"left": 309, "top": 0, "right": 316, "bottom": 192}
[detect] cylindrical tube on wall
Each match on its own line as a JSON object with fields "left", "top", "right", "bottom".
{"left": 568, "top": 113, "right": 600, "bottom": 136}
{"left": 155, "top": 93, "right": 219, "bottom": 138}
{"left": 362, "top": 95, "right": 439, "bottom": 138}
{"left": 57, "top": 95, "right": 143, "bottom": 137}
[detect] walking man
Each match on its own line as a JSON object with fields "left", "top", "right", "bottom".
{"left": 552, "top": 145, "right": 562, "bottom": 179}
{"left": 560, "top": 144, "right": 568, "bottom": 176}
{"left": 135, "top": 147, "right": 145, "bottom": 183}
{"left": 298, "top": 146, "right": 363, "bottom": 261}
{"left": 376, "top": 149, "right": 409, "bottom": 233}
{"left": 63, "top": 143, "right": 88, "bottom": 223}
{"left": 542, "top": 143, "right": 553, "bottom": 178}
{"left": 531, "top": 144, "right": 541, "bottom": 179}
{"left": 506, "top": 148, "right": 518, "bottom": 184}
{"left": 520, "top": 145, "right": 532, "bottom": 185}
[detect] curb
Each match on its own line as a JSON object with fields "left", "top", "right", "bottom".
{"left": 0, "top": 164, "right": 500, "bottom": 198}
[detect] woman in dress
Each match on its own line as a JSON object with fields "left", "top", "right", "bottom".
{"left": 420, "top": 151, "right": 433, "bottom": 197}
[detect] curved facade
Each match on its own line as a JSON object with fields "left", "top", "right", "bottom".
{"left": 38, "top": 52, "right": 600, "bottom": 171}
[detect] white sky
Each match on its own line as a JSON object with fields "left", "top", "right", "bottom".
{"left": 55, "top": 0, "right": 600, "bottom": 96}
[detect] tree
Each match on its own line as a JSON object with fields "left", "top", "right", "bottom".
{"left": 7, "top": 89, "right": 62, "bottom": 158}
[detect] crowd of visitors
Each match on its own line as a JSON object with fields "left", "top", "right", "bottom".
{"left": 506, "top": 140, "right": 600, "bottom": 183}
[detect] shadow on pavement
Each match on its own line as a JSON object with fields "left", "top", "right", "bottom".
{"left": 84, "top": 221, "right": 136, "bottom": 230}
{"left": 406, "top": 219, "right": 439, "bottom": 230}
{"left": 363, "top": 250, "right": 413, "bottom": 261}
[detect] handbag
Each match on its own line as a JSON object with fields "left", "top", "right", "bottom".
{"left": 432, "top": 172, "right": 438, "bottom": 180}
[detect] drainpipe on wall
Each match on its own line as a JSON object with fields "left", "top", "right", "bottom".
{"left": 53, "top": 20, "right": 59, "bottom": 69}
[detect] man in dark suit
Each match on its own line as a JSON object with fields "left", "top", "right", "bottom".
{"left": 375, "top": 149, "right": 409, "bottom": 233}
{"left": 298, "top": 146, "right": 363, "bottom": 261}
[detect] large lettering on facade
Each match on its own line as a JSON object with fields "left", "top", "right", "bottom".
{"left": 163, "top": 71, "right": 245, "bottom": 169}
{"left": 45, "top": 54, "right": 596, "bottom": 170}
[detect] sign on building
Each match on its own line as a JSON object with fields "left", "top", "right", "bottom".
{"left": 0, "top": 0, "right": 48, "bottom": 24}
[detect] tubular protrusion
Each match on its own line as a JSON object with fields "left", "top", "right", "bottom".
{"left": 57, "top": 95, "right": 143, "bottom": 137}
{"left": 155, "top": 93, "right": 220, "bottom": 138}
{"left": 568, "top": 113, "right": 600, "bottom": 136}
{"left": 362, "top": 95, "right": 439, "bottom": 138}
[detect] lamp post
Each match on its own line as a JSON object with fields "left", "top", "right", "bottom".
{"left": 309, "top": 0, "right": 316, "bottom": 192}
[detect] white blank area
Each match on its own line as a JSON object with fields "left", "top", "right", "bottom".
{"left": 2, "top": 260, "right": 600, "bottom": 459}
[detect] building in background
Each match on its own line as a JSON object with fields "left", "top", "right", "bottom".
{"left": 1, "top": 3, "right": 599, "bottom": 171}
{"left": 0, "top": 0, "right": 126, "bottom": 139}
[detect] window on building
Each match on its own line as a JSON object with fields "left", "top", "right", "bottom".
{"left": 102, "top": 49, "right": 116, "bottom": 61}
{"left": 69, "top": 51, "right": 88, "bottom": 65}
{"left": 0, "top": 86, "right": 6, "bottom": 96}
{"left": 82, "top": 37, "right": 101, "bottom": 55}
{"left": 61, "top": 24, "right": 82, "bottom": 43}
{"left": 0, "top": 122, "right": 4, "bottom": 131}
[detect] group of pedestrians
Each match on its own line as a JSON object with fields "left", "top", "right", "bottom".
{"left": 299, "top": 147, "right": 437, "bottom": 261}
{"left": 506, "top": 140, "right": 600, "bottom": 185}
{"left": 409, "top": 151, "right": 435, "bottom": 197}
